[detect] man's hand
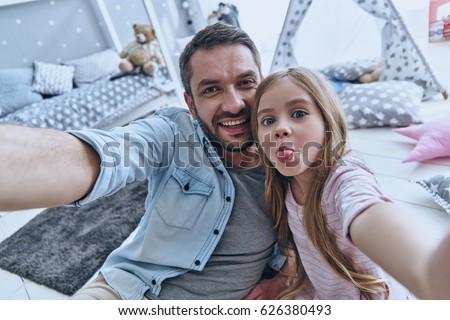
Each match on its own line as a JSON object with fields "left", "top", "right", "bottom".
{"left": 0, "top": 125, "right": 100, "bottom": 210}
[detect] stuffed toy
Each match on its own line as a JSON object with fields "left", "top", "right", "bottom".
{"left": 207, "top": 10, "right": 219, "bottom": 25}
{"left": 119, "top": 24, "right": 163, "bottom": 76}
{"left": 358, "top": 59, "right": 383, "bottom": 83}
{"left": 208, "top": 3, "right": 240, "bottom": 28}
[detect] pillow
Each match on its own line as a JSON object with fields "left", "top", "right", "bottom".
{"left": 394, "top": 113, "right": 450, "bottom": 163}
{"left": 412, "top": 172, "right": 450, "bottom": 214}
{"left": 320, "top": 58, "right": 379, "bottom": 82}
{"left": 32, "top": 61, "right": 74, "bottom": 95}
{"left": 65, "top": 49, "right": 121, "bottom": 86}
{"left": 0, "top": 68, "right": 43, "bottom": 116}
{"left": 339, "top": 80, "right": 423, "bottom": 129}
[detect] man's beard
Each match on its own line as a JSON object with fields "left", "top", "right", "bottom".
{"left": 194, "top": 107, "right": 254, "bottom": 153}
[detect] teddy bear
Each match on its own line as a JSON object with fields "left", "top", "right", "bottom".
{"left": 358, "top": 59, "right": 384, "bottom": 83}
{"left": 119, "top": 24, "right": 163, "bottom": 76}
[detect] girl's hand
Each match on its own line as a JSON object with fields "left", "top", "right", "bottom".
{"left": 243, "top": 273, "right": 288, "bottom": 300}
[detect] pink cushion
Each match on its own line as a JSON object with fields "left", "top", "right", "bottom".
{"left": 394, "top": 114, "right": 450, "bottom": 162}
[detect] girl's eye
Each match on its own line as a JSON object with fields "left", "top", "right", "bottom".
{"left": 261, "top": 118, "right": 275, "bottom": 126}
{"left": 292, "top": 110, "right": 306, "bottom": 118}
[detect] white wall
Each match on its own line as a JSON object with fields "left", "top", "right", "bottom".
{"left": 197, "top": 0, "right": 290, "bottom": 75}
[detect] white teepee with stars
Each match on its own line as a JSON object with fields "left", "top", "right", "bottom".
{"left": 271, "top": 0, "right": 447, "bottom": 100}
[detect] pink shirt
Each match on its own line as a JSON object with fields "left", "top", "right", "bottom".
{"left": 286, "top": 156, "right": 415, "bottom": 300}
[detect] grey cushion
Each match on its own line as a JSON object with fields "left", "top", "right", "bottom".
{"left": 65, "top": 49, "right": 121, "bottom": 86}
{"left": 320, "top": 58, "right": 379, "bottom": 82}
{"left": 0, "top": 68, "right": 43, "bottom": 117}
{"left": 32, "top": 61, "right": 75, "bottom": 95}
{"left": 339, "top": 80, "right": 423, "bottom": 129}
{"left": 413, "top": 172, "right": 450, "bottom": 214}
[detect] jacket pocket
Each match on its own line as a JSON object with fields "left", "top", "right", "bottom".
{"left": 155, "top": 168, "right": 214, "bottom": 229}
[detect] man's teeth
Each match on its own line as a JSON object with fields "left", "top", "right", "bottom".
{"left": 221, "top": 119, "right": 246, "bottom": 127}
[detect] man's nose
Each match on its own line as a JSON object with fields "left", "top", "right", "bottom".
{"left": 222, "top": 88, "right": 245, "bottom": 114}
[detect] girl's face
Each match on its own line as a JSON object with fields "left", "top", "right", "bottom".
{"left": 256, "top": 78, "right": 326, "bottom": 179}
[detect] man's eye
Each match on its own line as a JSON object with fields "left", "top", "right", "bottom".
{"left": 239, "top": 79, "right": 256, "bottom": 87}
{"left": 292, "top": 110, "right": 306, "bottom": 118}
{"left": 261, "top": 118, "right": 274, "bottom": 126}
{"left": 202, "top": 87, "right": 219, "bottom": 95}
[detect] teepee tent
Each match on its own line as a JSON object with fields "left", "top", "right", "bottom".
{"left": 271, "top": 0, "right": 448, "bottom": 100}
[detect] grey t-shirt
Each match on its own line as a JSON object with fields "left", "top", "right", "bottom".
{"left": 155, "top": 165, "right": 277, "bottom": 299}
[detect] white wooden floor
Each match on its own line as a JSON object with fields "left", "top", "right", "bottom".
{"left": 1, "top": 43, "right": 449, "bottom": 300}
{"left": 348, "top": 97, "right": 450, "bottom": 238}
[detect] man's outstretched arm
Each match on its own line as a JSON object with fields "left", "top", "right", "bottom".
{"left": 0, "top": 124, "right": 100, "bottom": 210}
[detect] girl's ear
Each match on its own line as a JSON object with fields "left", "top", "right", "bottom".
{"left": 184, "top": 92, "right": 197, "bottom": 119}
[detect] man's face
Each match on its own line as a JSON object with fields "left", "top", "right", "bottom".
{"left": 184, "top": 44, "right": 261, "bottom": 152}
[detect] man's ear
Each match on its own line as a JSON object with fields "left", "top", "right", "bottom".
{"left": 184, "top": 92, "right": 197, "bottom": 119}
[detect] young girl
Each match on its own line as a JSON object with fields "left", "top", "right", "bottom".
{"left": 251, "top": 67, "right": 450, "bottom": 300}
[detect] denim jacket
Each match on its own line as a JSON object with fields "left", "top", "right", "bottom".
{"left": 69, "top": 107, "right": 283, "bottom": 299}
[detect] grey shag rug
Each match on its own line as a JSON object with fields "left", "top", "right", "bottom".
{"left": 0, "top": 180, "right": 147, "bottom": 296}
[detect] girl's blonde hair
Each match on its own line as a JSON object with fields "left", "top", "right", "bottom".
{"left": 251, "top": 67, "right": 389, "bottom": 300}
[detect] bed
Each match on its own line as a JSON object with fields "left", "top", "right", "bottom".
{"left": 0, "top": 0, "right": 183, "bottom": 131}
{"left": 0, "top": 64, "right": 178, "bottom": 131}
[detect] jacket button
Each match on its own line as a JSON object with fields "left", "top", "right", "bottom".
{"left": 195, "top": 260, "right": 201, "bottom": 266}
{"left": 218, "top": 170, "right": 224, "bottom": 174}
{"left": 151, "top": 280, "right": 156, "bottom": 285}
{"left": 225, "top": 196, "right": 231, "bottom": 202}
{"left": 184, "top": 183, "right": 190, "bottom": 191}
{"left": 213, "top": 229, "right": 219, "bottom": 235}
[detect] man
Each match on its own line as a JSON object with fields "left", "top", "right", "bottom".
{"left": 0, "top": 23, "right": 285, "bottom": 299}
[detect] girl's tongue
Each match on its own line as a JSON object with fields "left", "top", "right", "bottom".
{"left": 276, "top": 148, "right": 294, "bottom": 161}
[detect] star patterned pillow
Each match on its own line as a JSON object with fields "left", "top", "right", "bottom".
{"left": 412, "top": 172, "right": 450, "bottom": 214}
{"left": 65, "top": 49, "right": 121, "bottom": 87}
{"left": 394, "top": 114, "right": 450, "bottom": 163}
{"left": 339, "top": 80, "right": 423, "bottom": 129}
{"left": 320, "top": 58, "right": 379, "bottom": 82}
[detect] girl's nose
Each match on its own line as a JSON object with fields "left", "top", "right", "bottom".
{"left": 274, "top": 120, "right": 292, "bottom": 138}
